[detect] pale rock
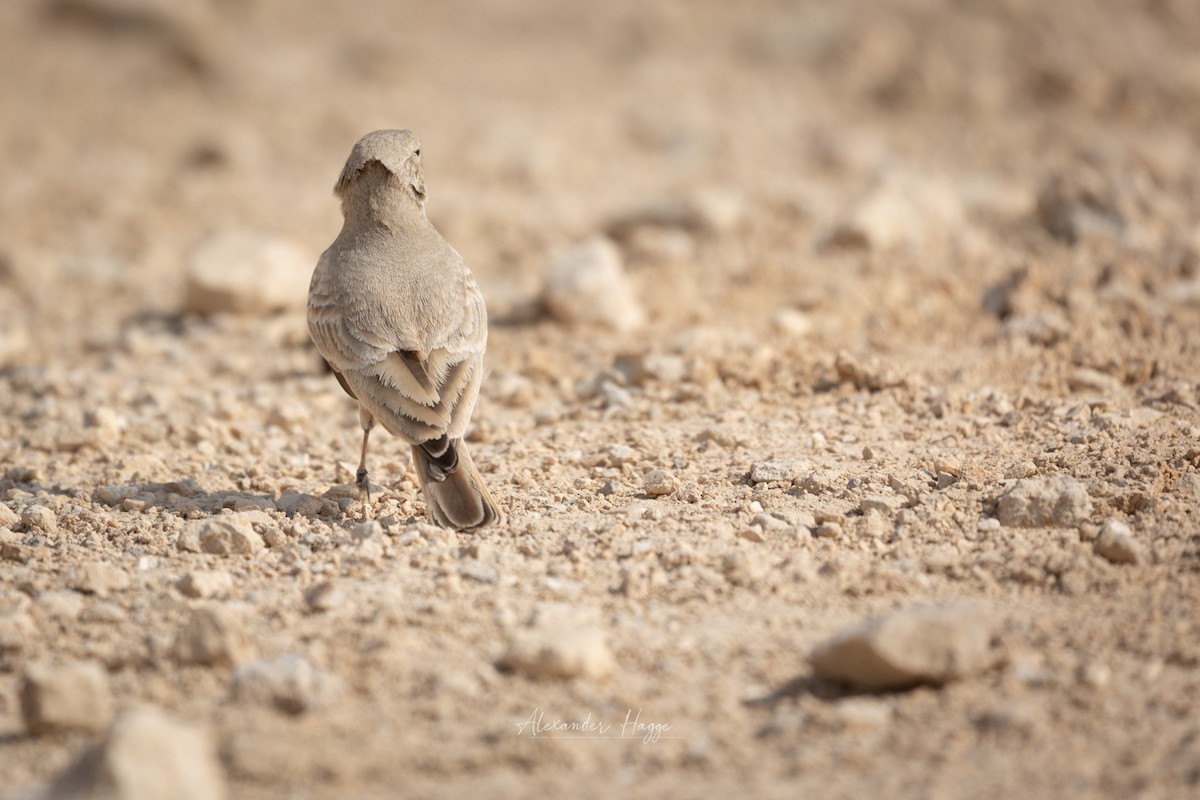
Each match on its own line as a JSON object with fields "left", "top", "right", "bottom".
{"left": 997, "top": 475, "right": 1092, "bottom": 528}
{"left": 738, "top": 527, "right": 766, "bottom": 543}
{"left": 181, "top": 515, "right": 264, "bottom": 556}
{"left": 750, "top": 459, "right": 807, "bottom": 484}
{"left": 231, "top": 654, "right": 341, "bottom": 715}
{"left": 47, "top": 705, "right": 225, "bottom": 800}
{"left": 772, "top": 308, "right": 814, "bottom": 338}
{"left": 459, "top": 561, "right": 498, "bottom": 584}
{"left": 640, "top": 353, "right": 689, "bottom": 384}
{"left": 1094, "top": 520, "right": 1145, "bottom": 566}
{"left": 643, "top": 469, "right": 679, "bottom": 497}
{"left": 174, "top": 604, "right": 254, "bottom": 666}
{"left": 1068, "top": 367, "right": 1121, "bottom": 394}
{"left": 21, "top": 660, "right": 114, "bottom": 735}
{"left": 826, "top": 170, "right": 964, "bottom": 250}
{"left": 541, "top": 237, "right": 645, "bottom": 331}
{"left": 71, "top": 562, "right": 131, "bottom": 597}
{"left": 0, "top": 503, "right": 21, "bottom": 526}
{"left": 21, "top": 504, "right": 56, "bottom": 532}
{"left": 184, "top": 230, "right": 310, "bottom": 315}
{"left": 810, "top": 604, "right": 993, "bottom": 691}
{"left": 688, "top": 186, "right": 745, "bottom": 232}
{"left": 499, "top": 627, "right": 616, "bottom": 681}
{"left": 176, "top": 570, "right": 234, "bottom": 599}
{"left": 94, "top": 482, "right": 141, "bottom": 506}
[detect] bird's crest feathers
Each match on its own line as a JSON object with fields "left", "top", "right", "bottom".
{"left": 334, "top": 128, "right": 422, "bottom": 195}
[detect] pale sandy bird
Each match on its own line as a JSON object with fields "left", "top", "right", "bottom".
{"left": 307, "top": 129, "right": 501, "bottom": 530}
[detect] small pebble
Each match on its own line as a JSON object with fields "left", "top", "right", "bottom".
{"left": 643, "top": 469, "right": 679, "bottom": 498}
{"left": 177, "top": 570, "right": 234, "bottom": 600}
{"left": 232, "top": 654, "right": 341, "bottom": 715}
{"left": 21, "top": 505, "right": 57, "bottom": 533}
{"left": 738, "top": 527, "right": 766, "bottom": 543}
{"left": 750, "top": 460, "right": 807, "bottom": 484}
{"left": 498, "top": 627, "right": 616, "bottom": 681}
{"left": 184, "top": 515, "right": 265, "bottom": 556}
{"left": 1094, "top": 520, "right": 1144, "bottom": 565}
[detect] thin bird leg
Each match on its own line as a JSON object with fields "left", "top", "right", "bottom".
{"left": 357, "top": 413, "right": 374, "bottom": 520}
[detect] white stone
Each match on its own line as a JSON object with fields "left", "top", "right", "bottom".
{"left": 750, "top": 460, "right": 807, "bottom": 484}
{"left": 827, "top": 170, "right": 964, "bottom": 250}
{"left": 643, "top": 469, "right": 679, "bottom": 497}
{"left": 20, "top": 504, "right": 56, "bottom": 532}
{"left": 810, "top": 605, "right": 992, "bottom": 691}
{"left": 1094, "top": 520, "right": 1145, "bottom": 566}
{"left": 176, "top": 570, "right": 234, "bottom": 600}
{"left": 996, "top": 475, "right": 1092, "bottom": 528}
{"left": 184, "top": 230, "right": 310, "bottom": 315}
{"left": 180, "top": 515, "right": 265, "bottom": 556}
{"left": 541, "top": 237, "right": 645, "bottom": 331}
{"left": 498, "top": 627, "right": 616, "bottom": 681}
{"left": 231, "top": 654, "right": 341, "bottom": 715}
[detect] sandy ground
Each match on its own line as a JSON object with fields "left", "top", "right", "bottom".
{"left": 1, "top": 0, "right": 1199, "bottom": 797}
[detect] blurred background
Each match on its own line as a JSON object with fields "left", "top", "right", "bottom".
{"left": 3, "top": 3, "right": 1200, "bottom": 797}
{"left": 1, "top": 0, "right": 1199, "bottom": 363}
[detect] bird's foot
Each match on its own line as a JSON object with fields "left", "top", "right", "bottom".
{"left": 357, "top": 468, "right": 372, "bottom": 520}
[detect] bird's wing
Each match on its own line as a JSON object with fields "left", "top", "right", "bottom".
{"left": 307, "top": 247, "right": 487, "bottom": 443}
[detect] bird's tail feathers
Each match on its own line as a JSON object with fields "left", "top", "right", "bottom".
{"left": 412, "top": 440, "right": 501, "bottom": 531}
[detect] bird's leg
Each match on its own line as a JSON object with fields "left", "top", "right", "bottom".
{"left": 357, "top": 411, "right": 375, "bottom": 520}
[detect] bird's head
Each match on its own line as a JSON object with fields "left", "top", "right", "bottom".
{"left": 334, "top": 129, "right": 427, "bottom": 209}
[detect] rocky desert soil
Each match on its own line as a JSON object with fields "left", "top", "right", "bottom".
{"left": 1, "top": 0, "right": 1199, "bottom": 798}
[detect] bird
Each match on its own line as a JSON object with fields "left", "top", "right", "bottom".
{"left": 307, "top": 129, "right": 501, "bottom": 531}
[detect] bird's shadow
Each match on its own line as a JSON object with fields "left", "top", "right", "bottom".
{"left": 1, "top": 475, "right": 344, "bottom": 522}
